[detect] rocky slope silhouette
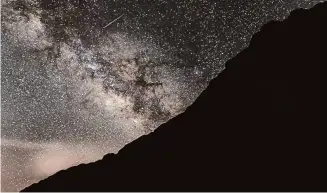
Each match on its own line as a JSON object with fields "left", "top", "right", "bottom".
{"left": 22, "top": 2, "right": 326, "bottom": 192}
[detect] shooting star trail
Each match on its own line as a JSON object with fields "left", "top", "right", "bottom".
{"left": 103, "top": 14, "right": 125, "bottom": 29}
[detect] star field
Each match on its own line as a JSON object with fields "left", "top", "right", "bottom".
{"left": 1, "top": 0, "right": 324, "bottom": 191}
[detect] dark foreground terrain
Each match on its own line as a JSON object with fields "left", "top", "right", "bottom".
{"left": 23, "top": 2, "right": 326, "bottom": 192}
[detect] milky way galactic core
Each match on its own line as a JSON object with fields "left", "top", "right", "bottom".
{"left": 1, "top": 0, "right": 324, "bottom": 191}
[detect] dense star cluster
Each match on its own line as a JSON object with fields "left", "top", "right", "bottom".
{"left": 1, "top": 0, "right": 324, "bottom": 191}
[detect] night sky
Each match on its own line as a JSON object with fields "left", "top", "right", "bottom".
{"left": 1, "top": 0, "right": 324, "bottom": 191}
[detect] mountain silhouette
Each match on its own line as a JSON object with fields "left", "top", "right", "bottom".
{"left": 22, "top": 2, "right": 326, "bottom": 192}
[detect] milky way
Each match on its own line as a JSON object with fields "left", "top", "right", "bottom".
{"left": 1, "top": 0, "right": 324, "bottom": 191}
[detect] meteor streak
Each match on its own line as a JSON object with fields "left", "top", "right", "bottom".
{"left": 103, "top": 14, "right": 125, "bottom": 29}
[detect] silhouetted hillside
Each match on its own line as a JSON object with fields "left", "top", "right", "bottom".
{"left": 22, "top": 2, "right": 326, "bottom": 192}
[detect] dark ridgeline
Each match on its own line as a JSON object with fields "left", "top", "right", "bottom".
{"left": 22, "top": 2, "right": 326, "bottom": 192}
